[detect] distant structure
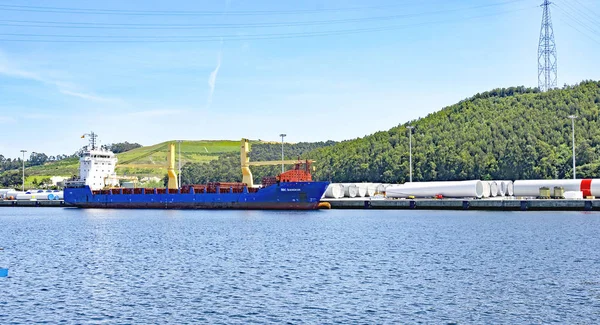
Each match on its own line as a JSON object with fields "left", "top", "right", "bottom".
{"left": 538, "top": 0, "right": 557, "bottom": 92}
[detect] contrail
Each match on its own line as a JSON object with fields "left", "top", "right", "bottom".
{"left": 206, "top": 0, "right": 230, "bottom": 109}
{"left": 206, "top": 38, "right": 223, "bottom": 109}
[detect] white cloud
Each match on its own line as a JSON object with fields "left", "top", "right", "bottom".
{"left": 59, "top": 90, "right": 117, "bottom": 102}
{"left": 0, "top": 50, "right": 116, "bottom": 103}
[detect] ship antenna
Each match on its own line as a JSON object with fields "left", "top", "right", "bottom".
{"left": 82, "top": 132, "right": 98, "bottom": 150}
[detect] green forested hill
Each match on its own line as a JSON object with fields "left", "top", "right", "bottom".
{"left": 180, "top": 141, "right": 337, "bottom": 184}
{"left": 310, "top": 81, "right": 600, "bottom": 182}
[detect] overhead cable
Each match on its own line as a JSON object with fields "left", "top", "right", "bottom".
{"left": 0, "top": 7, "right": 535, "bottom": 43}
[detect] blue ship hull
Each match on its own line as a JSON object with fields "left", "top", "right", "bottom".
{"left": 64, "top": 182, "right": 329, "bottom": 210}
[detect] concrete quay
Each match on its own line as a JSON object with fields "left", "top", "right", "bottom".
{"left": 0, "top": 200, "right": 66, "bottom": 207}
{"left": 323, "top": 198, "right": 600, "bottom": 211}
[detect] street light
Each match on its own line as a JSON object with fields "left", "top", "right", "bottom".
{"left": 406, "top": 126, "right": 414, "bottom": 183}
{"left": 177, "top": 140, "right": 182, "bottom": 188}
{"left": 279, "top": 134, "right": 286, "bottom": 174}
{"left": 568, "top": 115, "right": 577, "bottom": 179}
{"left": 20, "top": 149, "right": 27, "bottom": 191}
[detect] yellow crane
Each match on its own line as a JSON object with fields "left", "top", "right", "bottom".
{"left": 240, "top": 138, "right": 314, "bottom": 188}
{"left": 105, "top": 143, "right": 179, "bottom": 189}
{"left": 166, "top": 143, "right": 178, "bottom": 189}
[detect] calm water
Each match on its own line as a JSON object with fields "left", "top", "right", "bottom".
{"left": 0, "top": 208, "right": 599, "bottom": 324}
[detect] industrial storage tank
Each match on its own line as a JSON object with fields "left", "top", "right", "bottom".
{"left": 386, "top": 180, "right": 484, "bottom": 199}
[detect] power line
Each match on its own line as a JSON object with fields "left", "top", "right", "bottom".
{"left": 570, "top": 0, "right": 600, "bottom": 25}
{"left": 0, "top": 0, "right": 529, "bottom": 30}
{"left": 552, "top": 4, "right": 600, "bottom": 44}
{"left": 554, "top": 2, "right": 600, "bottom": 36}
{"left": 0, "top": 2, "right": 459, "bottom": 16}
{"left": 555, "top": 16, "right": 600, "bottom": 45}
{"left": 0, "top": 7, "right": 534, "bottom": 43}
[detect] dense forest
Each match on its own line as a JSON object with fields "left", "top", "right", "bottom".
{"left": 179, "top": 141, "right": 337, "bottom": 185}
{"left": 310, "top": 81, "right": 600, "bottom": 182}
{"left": 174, "top": 81, "right": 600, "bottom": 185}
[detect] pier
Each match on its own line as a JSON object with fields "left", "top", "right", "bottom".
{"left": 322, "top": 198, "right": 600, "bottom": 211}
{"left": 2, "top": 198, "right": 600, "bottom": 211}
{"left": 0, "top": 200, "right": 66, "bottom": 207}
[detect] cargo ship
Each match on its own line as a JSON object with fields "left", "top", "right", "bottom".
{"left": 64, "top": 134, "right": 329, "bottom": 210}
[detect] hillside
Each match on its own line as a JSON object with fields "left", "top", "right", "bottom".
{"left": 180, "top": 141, "right": 337, "bottom": 184}
{"left": 11, "top": 81, "right": 600, "bottom": 186}
{"left": 24, "top": 140, "right": 243, "bottom": 179}
{"left": 309, "top": 81, "right": 600, "bottom": 182}
{"left": 20, "top": 139, "right": 334, "bottom": 185}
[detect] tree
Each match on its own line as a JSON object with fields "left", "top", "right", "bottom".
{"left": 108, "top": 142, "right": 143, "bottom": 154}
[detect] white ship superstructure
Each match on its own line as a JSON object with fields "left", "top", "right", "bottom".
{"left": 67, "top": 132, "right": 119, "bottom": 190}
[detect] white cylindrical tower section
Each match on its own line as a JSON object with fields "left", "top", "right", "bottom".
{"left": 386, "top": 180, "right": 484, "bottom": 199}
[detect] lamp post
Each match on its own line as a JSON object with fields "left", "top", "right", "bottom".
{"left": 568, "top": 115, "right": 577, "bottom": 179}
{"left": 20, "top": 150, "right": 27, "bottom": 191}
{"left": 407, "top": 126, "right": 414, "bottom": 183}
{"left": 177, "top": 140, "right": 182, "bottom": 188}
{"left": 279, "top": 134, "right": 286, "bottom": 174}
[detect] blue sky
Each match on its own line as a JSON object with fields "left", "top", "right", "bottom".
{"left": 0, "top": 0, "right": 599, "bottom": 158}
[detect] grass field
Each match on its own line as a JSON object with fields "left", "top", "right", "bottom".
{"left": 19, "top": 140, "right": 247, "bottom": 179}
{"left": 27, "top": 157, "right": 80, "bottom": 177}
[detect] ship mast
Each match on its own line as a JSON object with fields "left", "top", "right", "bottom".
{"left": 82, "top": 132, "right": 98, "bottom": 150}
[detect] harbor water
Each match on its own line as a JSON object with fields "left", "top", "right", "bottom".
{"left": 0, "top": 208, "right": 599, "bottom": 323}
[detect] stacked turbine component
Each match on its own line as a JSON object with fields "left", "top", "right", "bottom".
{"left": 386, "top": 180, "right": 484, "bottom": 199}
{"left": 324, "top": 184, "right": 344, "bottom": 199}
{"left": 342, "top": 184, "right": 358, "bottom": 198}
{"left": 356, "top": 184, "right": 377, "bottom": 197}
{"left": 324, "top": 183, "right": 386, "bottom": 198}
{"left": 356, "top": 185, "right": 367, "bottom": 197}
{"left": 482, "top": 182, "right": 491, "bottom": 198}
{"left": 494, "top": 180, "right": 514, "bottom": 196}
{"left": 513, "top": 179, "right": 600, "bottom": 197}
{"left": 489, "top": 181, "right": 498, "bottom": 197}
